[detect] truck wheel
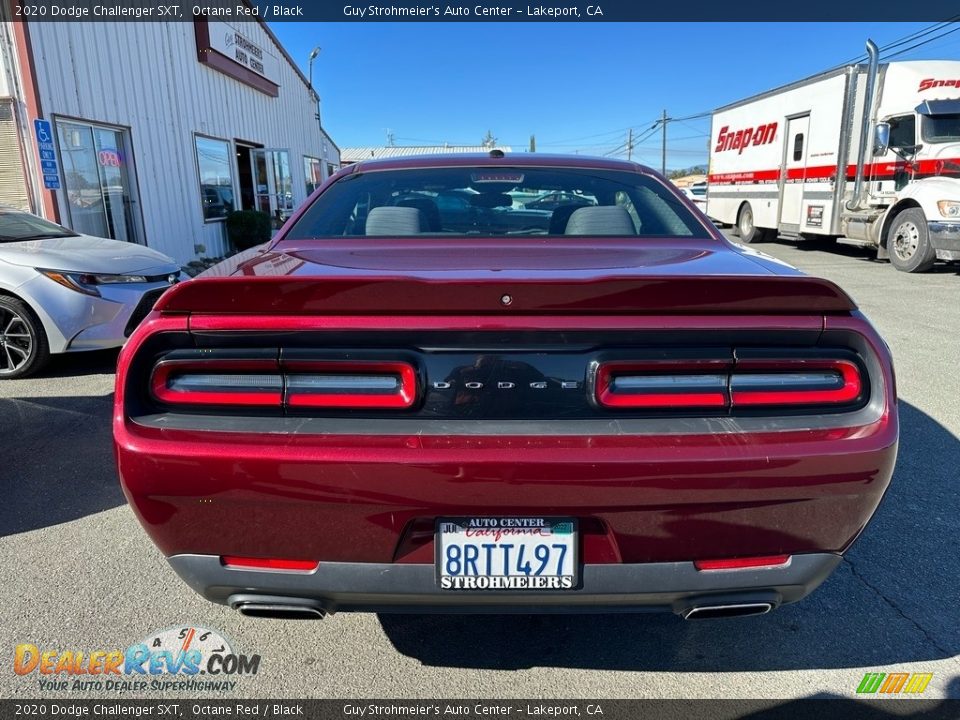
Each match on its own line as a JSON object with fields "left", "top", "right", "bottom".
{"left": 737, "top": 203, "right": 762, "bottom": 243}
{"left": 0, "top": 295, "right": 49, "bottom": 379}
{"left": 887, "top": 208, "right": 936, "bottom": 273}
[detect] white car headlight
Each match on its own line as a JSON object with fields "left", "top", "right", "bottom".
{"left": 88, "top": 274, "right": 150, "bottom": 284}
{"left": 37, "top": 270, "right": 157, "bottom": 297}
{"left": 937, "top": 200, "right": 960, "bottom": 218}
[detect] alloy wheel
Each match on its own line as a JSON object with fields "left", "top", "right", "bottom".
{"left": 0, "top": 307, "right": 33, "bottom": 375}
{"left": 892, "top": 221, "right": 920, "bottom": 261}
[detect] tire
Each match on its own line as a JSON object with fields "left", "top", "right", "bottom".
{"left": 0, "top": 295, "right": 50, "bottom": 379}
{"left": 887, "top": 208, "right": 936, "bottom": 273}
{"left": 737, "top": 203, "right": 762, "bottom": 243}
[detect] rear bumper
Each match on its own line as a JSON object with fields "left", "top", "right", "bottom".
{"left": 168, "top": 552, "right": 842, "bottom": 616}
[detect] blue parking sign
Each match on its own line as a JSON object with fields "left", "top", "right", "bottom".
{"left": 34, "top": 119, "right": 61, "bottom": 190}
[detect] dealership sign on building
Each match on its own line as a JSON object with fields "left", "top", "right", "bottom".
{"left": 207, "top": 21, "right": 281, "bottom": 84}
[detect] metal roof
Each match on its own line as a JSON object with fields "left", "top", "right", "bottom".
{"left": 341, "top": 145, "right": 513, "bottom": 163}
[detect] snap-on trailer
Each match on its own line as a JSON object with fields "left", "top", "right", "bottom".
{"left": 706, "top": 42, "right": 960, "bottom": 272}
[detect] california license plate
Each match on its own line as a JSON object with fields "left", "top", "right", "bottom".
{"left": 436, "top": 517, "right": 578, "bottom": 590}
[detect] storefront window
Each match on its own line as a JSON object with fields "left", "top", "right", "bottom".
{"left": 57, "top": 120, "right": 142, "bottom": 243}
{"left": 194, "top": 135, "right": 235, "bottom": 221}
{"left": 304, "top": 156, "right": 323, "bottom": 195}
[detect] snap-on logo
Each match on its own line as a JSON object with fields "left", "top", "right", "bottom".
{"left": 918, "top": 78, "right": 960, "bottom": 92}
{"left": 715, "top": 123, "right": 778, "bottom": 154}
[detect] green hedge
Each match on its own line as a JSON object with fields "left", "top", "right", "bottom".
{"left": 225, "top": 210, "right": 272, "bottom": 251}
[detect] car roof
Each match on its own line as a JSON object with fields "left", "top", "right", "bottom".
{"left": 345, "top": 152, "right": 654, "bottom": 175}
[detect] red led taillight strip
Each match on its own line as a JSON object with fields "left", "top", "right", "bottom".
{"left": 729, "top": 359, "right": 862, "bottom": 407}
{"left": 595, "top": 360, "right": 731, "bottom": 409}
{"left": 695, "top": 555, "right": 791, "bottom": 571}
{"left": 221, "top": 556, "right": 318, "bottom": 573}
{"left": 151, "top": 359, "right": 282, "bottom": 406}
{"left": 595, "top": 357, "right": 863, "bottom": 410}
{"left": 151, "top": 359, "right": 418, "bottom": 409}
{"left": 283, "top": 361, "right": 417, "bottom": 409}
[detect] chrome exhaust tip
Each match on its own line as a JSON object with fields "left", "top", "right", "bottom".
{"left": 234, "top": 602, "right": 326, "bottom": 620}
{"left": 682, "top": 602, "right": 773, "bottom": 620}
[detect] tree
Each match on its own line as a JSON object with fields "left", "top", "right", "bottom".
{"left": 482, "top": 130, "right": 497, "bottom": 149}
{"left": 529, "top": 134, "right": 536, "bottom": 153}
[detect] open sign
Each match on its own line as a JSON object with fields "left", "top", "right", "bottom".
{"left": 98, "top": 149, "right": 122, "bottom": 167}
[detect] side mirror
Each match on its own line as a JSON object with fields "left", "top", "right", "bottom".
{"left": 873, "top": 122, "right": 890, "bottom": 156}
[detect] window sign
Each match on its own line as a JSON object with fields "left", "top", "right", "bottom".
{"left": 98, "top": 149, "right": 122, "bottom": 167}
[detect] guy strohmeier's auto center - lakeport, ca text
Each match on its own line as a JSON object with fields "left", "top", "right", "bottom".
{"left": 15, "top": 3, "right": 603, "bottom": 18}
{"left": 341, "top": 5, "right": 603, "bottom": 18}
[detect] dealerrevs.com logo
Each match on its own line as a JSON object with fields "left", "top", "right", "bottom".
{"left": 14, "top": 626, "right": 260, "bottom": 693}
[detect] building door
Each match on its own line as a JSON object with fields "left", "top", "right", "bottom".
{"left": 778, "top": 114, "right": 810, "bottom": 229}
{"left": 55, "top": 120, "right": 143, "bottom": 243}
{"left": 250, "top": 148, "right": 293, "bottom": 227}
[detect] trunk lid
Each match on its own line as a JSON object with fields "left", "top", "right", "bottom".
{"left": 158, "top": 239, "right": 856, "bottom": 315}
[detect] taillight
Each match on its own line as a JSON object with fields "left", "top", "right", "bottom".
{"left": 694, "top": 555, "right": 791, "bottom": 571}
{"left": 595, "top": 361, "right": 729, "bottom": 408}
{"left": 221, "top": 556, "right": 318, "bottom": 573}
{"left": 284, "top": 361, "right": 417, "bottom": 409}
{"left": 150, "top": 357, "right": 418, "bottom": 410}
{"left": 151, "top": 360, "right": 283, "bottom": 406}
{"left": 729, "top": 359, "right": 862, "bottom": 406}
{"left": 595, "top": 355, "right": 864, "bottom": 411}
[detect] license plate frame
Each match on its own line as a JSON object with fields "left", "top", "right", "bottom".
{"left": 435, "top": 517, "right": 579, "bottom": 591}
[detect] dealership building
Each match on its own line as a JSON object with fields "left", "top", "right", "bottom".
{"left": 0, "top": 15, "right": 339, "bottom": 263}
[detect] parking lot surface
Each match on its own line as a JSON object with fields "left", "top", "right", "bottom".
{"left": 2, "top": 235, "right": 958, "bottom": 700}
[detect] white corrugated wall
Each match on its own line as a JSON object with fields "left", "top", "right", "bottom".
{"left": 27, "top": 21, "right": 337, "bottom": 262}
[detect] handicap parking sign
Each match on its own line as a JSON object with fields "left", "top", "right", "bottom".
{"left": 33, "top": 119, "right": 61, "bottom": 189}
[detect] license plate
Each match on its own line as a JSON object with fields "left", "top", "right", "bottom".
{"left": 436, "top": 517, "right": 578, "bottom": 590}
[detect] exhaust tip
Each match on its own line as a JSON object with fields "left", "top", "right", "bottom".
{"left": 683, "top": 602, "right": 773, "bottom": 620}
{"left": 235, "top": 602, "right": 326, "bottom": 620}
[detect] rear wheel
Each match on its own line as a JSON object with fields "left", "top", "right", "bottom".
{"left": 888, "top": 208, "right": 936, "bottom": 273}
{"left": 737, "top": 203, "right": 763, "bottom": 244}
{"left": 0, "top": 296, "right": 49, "bottom": 379}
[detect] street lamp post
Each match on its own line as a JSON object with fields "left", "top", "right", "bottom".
{"left": 307, "top": 46, "right": 320, "bottom": 91}
{"left": 306, "top": 47, "right": 326, "bottom": 178}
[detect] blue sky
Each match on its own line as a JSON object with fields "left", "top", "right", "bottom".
{"left": 269, "top": 22, "right": 960, "bottom": 170}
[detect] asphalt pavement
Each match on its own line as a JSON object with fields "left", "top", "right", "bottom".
{"left": 2, "top": 234, "right": 958, "bottom": 701}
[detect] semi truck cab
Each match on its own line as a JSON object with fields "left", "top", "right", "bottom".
{"left": 864, "top": 76, "right": 960, "bottom": 271}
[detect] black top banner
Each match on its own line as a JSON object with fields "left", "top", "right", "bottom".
{"left": 8, "top": 0, "right": 960, "bottom": 21}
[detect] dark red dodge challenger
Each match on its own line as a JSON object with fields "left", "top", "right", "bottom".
{"left": 115, "top": 153, "right": 898, "bottom": 620}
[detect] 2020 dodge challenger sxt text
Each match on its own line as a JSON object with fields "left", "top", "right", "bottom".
{"left": 115, "top": 154, "right": 897, "bottom": 620}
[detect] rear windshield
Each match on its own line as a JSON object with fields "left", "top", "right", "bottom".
{"left": 286, "top": 167, "right": 710, "bottom": 239}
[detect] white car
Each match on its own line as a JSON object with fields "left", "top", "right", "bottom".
{"left": 0, "top": 208, "right": 181, "bottom": 378}
{"left": 678, "top": 185, "right": 709, "bottom": 215}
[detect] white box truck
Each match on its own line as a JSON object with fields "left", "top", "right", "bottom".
{"left": 706, "top": 41, "right": 960, "bottom": 272}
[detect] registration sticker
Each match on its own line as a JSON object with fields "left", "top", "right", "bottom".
{"left": 436, "top": 517, "right": 578, "bottom": 590}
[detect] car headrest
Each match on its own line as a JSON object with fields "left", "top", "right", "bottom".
{"left": 365, "top": 206, "right": 426, "bottom": 235}
{"left": 397, "top": 197, "right": 441, "bottom": 231}
{"left": 564, "top": 206, "right": 636, "bottom": 236}
{"left": 549, "top": 205, "right": 582, "bottom": 235}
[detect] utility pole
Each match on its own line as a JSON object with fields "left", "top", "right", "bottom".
{"left": 626, "top": 127, "right": 633, "bottom": 161}
{"left": 660, "top": 109, "right": 668, "bottom": 176}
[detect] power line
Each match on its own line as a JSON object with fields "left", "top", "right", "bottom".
{"left": 833, "top": 19, "right": 959, "bottom": 68}
{"left": 543, "top": 119, "right": 661, "bottom": 146}
{"left": 885, "top": 24, "right": 960, "bottom": 60}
